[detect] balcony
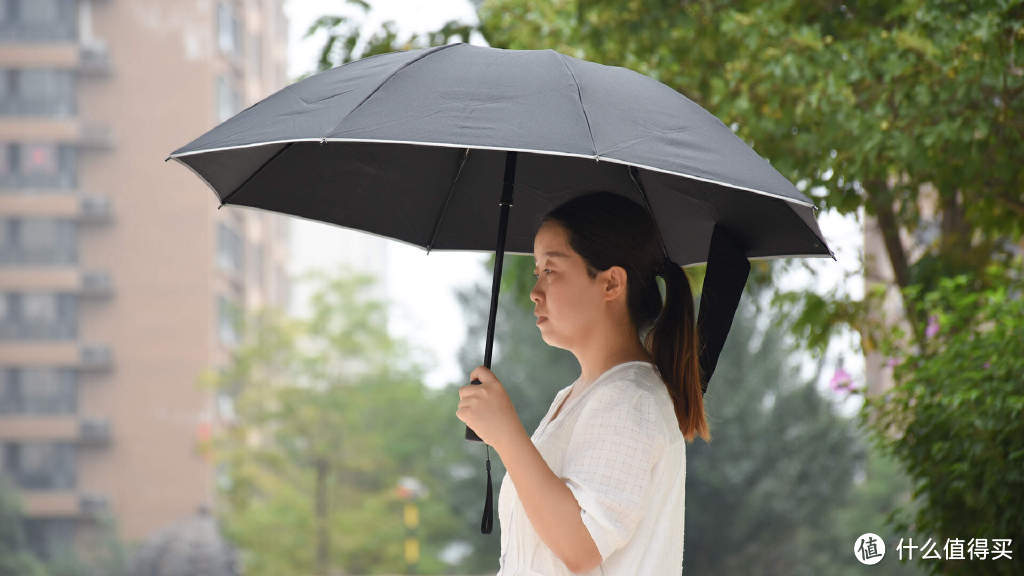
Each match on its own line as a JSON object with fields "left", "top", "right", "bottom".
{"left": 0, "top": 268, "right": 113, "bottom": 298}
{"left": 0, "top": 320, "right": 75, "bottom": 340}
{"left": 0, "top": 119, "right": 112, "bottom": 150}
{"left": 19, "top": 491, "right": 110, "bottom": 518}
{"left": 20, "top": 491, "right": 78, "bottom": 517}
{"left": 0, "top": 341, "right": 79, "bottom": 367}
{"left": 0, "top": 342, "right": 112, "bottom": 370}
{"left": 0, "top": 416, "right": 77, "bottom": 441}
{"left": 0, "top": 19, "right": 76, "bottom": 45}
{"left": 0, "top": 416, "right": 111, "bottom": 445}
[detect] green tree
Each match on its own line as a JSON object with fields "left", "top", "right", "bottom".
{"left": 0, "top": 476, "right": 48, "bottom": 576}
{"left": 863, "top": 260, "right": 1024, "bottom": 576}
{"left": 203, "top": 267, "right": 468, "bottom": 575}
{"left": 682, "top": 274, "right": 925, "bottom": 575}
{"left": 473, "top": 0, "right": 1023, "bottom": 350}
{"left": 45, "top": 512, "right": 134, "bottom": 576}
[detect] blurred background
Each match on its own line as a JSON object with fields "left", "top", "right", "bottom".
{"left": 0, "top": 1, "right": 1020, "bottom": 575}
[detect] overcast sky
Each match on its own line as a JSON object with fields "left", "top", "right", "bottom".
{"left": 281, "top": 0, "right": 865, "bottom": 412}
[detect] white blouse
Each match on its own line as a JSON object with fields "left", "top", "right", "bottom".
{"left": 496, "top": 360, "right": 686, "bottom": 575}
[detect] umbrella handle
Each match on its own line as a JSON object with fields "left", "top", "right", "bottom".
{"left": 464, "top": 379, "right": 484, "bottom": 441}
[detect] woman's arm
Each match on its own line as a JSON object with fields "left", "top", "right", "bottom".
{"left": 495, "top": 429, "right": 602, "bottom": 574}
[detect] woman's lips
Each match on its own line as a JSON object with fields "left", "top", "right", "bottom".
{"left": 536, "top": 316, "right": 547, "bottom": 325}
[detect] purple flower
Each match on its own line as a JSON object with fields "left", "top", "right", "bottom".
{"left": 885, "top": 356, "right": 900, "bottom": 368}
{"left": 925, "top": 315, "right": 940, "bottom": 339}
{"left": 983, "top": 361, "right": 991, "bottom": 369}
{"left": 829, "top": 367, "right": 853, "bottom": 392}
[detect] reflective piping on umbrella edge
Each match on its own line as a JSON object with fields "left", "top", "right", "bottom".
{"left": 192, "top": 196, "right": 838, "bottom": 263}
{"left": 165, "top": 155, "right": 226, "bottom": 208}
{"left": 166, "top": 138, "right": 817, "bottom": 210}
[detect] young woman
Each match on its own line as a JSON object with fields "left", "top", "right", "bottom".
{"left": 456, "top": 191, "right": 710, "bottom": 575}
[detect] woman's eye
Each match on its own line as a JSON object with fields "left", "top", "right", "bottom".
{"left": 531, "top": 269, "right": 551, "bottom": 279}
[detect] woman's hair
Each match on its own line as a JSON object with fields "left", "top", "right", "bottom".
{"left": 540, "top": 191, "right": 711, "bottom": 443}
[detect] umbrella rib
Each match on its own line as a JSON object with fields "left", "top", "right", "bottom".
{"left": 426, "top": 148, "right": 471, "bottom": 254}
{"left": 628, "top": 165, "right": 671, "bottom": 260}
{"left": 218, "top": 142, "right": 294, "bottom": 208}
{"left": 323, "top": 42, "right": 462, "bottom": 139}
{"left": 555, "top": 52, "right": 598, "bottom": 158}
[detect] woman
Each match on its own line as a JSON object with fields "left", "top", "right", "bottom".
{"left": 456, "top": 191, "right": 711, "bottom": 575}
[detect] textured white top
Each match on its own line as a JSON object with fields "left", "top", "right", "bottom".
{"left": 496, "top": 360, "right": 686, "bottom": 575}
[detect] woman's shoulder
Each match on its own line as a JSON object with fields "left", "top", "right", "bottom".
{"left": 585, "top": 366, "right": 664, "bottom": 417}
{"left": 597, "top": 363, "right": 666, "bottom": 398}
{"left": 588, "top": 364, "right": 676, "bottom": 439}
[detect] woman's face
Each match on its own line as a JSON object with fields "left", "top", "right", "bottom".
{"left": 530, "top": 221, "right": 605, "bottom": 350}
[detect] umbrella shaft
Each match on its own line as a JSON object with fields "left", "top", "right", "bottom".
{"left": 484, "top": 151, "right": 517, "bottom": 368}
{"left": 466, "top": 151, "right": 517, "bottom": 444}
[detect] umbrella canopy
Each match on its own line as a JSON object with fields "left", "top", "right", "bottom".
{"left": 167, "top": 42, "right": 836, "bottom": 535}
{"left": 168, "top": 42, "right": 832, "bottom": 265}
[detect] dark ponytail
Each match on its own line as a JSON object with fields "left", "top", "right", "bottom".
{"left": 541, "top": 192, "right": 711, "bottom": 443}
{"left": 647, "top": 256, "right": 711, "bottom": 443}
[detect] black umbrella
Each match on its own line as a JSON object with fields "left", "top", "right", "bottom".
{"left": 167, "top": 42, "right": 835, "bottom": 534}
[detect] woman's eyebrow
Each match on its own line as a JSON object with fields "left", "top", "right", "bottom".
{"left": 533, "top": 250, "right": 570, "bottom": 263}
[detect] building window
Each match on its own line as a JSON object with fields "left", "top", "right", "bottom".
{"left": 21, "top": 292, "right": 56, "bottom": 323}
{"left": 0, "top": 0, "right": 77, "bottom": 43}
{"left": 217, "top": 221, "right": 243, "bottom": 273}
{"left": 252, "top": 244, "right": 264, "bottom": 285}
{"left": 217, "top": 2, "right": 237, "bottom": 54}
{"left": 216, "top": 75, "right": 240, "bottom": 122}
{"left": 0, "top": 368, "right": 76, "bottom": 414}
{"left": 0, "top": 69, "right": 76, "bottom": 116}
{"left": 1, "top": 441, "right": 76, "bottom": 490}
{"left": 20, "top": 219, "right": 66, "bottom": 254}
{"left": 22, "top": 518, "right": 75, "bottom": 562}
{"left": 0, "top": 292, "right": 76, "bottom": 340}
{"left": 21, "top": 143, "right": 57, "bottom": 176}
{"left": 20, "top": 0, "right": 59, "bottom": 23}
{"left": 250, "top": 33, "right": 262, "bottom": 75}
{"left": 0, "top": 143, "right": 76, "bottom": 189}
{"left": 0, "top": 143, "right": 9, "bottom": 178}
{"left": 0, "top": 219, "right": 76, "bottom": 265}
{"left": 218, "top": 295, "right": 240, "bottom": 347}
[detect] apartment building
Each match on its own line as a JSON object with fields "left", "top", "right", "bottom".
{"left": 0, "top": 0, "right": 290, "bottom": 563}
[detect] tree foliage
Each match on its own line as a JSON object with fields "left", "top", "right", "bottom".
{"left": 475, "top": 0, "right": 1024, "bottom": 354}
{"left": 862, "top": 259, "right": 1024, "bottom": 576}
{"left": 203, "top": 267, "right": 468, "bottom": 575}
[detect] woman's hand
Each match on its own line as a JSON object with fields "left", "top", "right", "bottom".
{"left": 457, "top": 366, "right": 527, "bottom": 452}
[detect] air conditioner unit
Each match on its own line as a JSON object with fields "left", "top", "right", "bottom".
{"left": 79, "top": 418, "right": 111, "bottom": 445}
{"left": 79, "top": 195, "right": 112, "bottom": 223}
{"left": 80, "top": 345, "right": 113, "bottom": 371}
{"left": 79, "top": 493, "right": 110, "bottom": 516}
{"left": 81, "top": 271, "right": 113, "bottom": 297}
{"left": 78, "top": 44, "right": 111, "bottom": 77}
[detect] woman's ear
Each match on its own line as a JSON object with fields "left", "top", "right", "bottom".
{"left": 601, "top": 266, "right": 629, "bottom": 302}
